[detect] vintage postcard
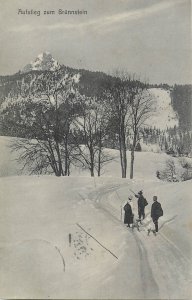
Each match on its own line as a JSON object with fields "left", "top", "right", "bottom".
{"left": 0, "top": 0, "right": 191, "bottom": 299}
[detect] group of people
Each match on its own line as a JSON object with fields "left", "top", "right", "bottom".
{"left": 124, "top": 190, "right": 163, "bottom": 234}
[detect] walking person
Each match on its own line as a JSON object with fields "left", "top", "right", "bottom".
{"left": 124, "top": 196, "right": 134, "bottom": 228}
{"left": 150, "top": 196, "right": 163, "bottom": 235}
{"left": 135, "top": 190, "right": 148, "bottom": 221}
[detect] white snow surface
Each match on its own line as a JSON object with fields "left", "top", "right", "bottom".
{"left": 145, "top": 88, "right": 179, "bottom": 130}
{"left": 0, "top": 136, "right": 192, "bottom": 299}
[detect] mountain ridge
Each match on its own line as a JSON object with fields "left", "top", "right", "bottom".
{"left": 0, "top": 52, "right": 191, "bottom": 131}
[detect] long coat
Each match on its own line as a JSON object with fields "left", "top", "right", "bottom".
{"left": 124, "top": 202, "right": 133, "bottom": 224}
{"left": 151, "top": 201, "right": 163, "bottom": 220}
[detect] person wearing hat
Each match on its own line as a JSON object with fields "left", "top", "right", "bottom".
{"left": 135, "top": 190, "right": 148, "bottom": 221}
{"left": 123, "top": 196, "right": 134, "bottom": 228}
{"left": 150, "top": 195, "right": 163, "bottom": 234}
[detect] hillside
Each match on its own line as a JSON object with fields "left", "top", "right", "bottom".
{"left": 0, "top": 57, "right": 112, "bottom": 106}
{"left": 171, "top": 84, "right": 192, "bottom": 131}
{"left": 0, "top": 135, "right": 185, "bottom": 178}
{"left": 0, "top": 53, "right": 190, "bottom": 131}
{"left": 146, "top": 88, "right": 178, "bottom": 130}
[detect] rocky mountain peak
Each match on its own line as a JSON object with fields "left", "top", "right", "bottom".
{"left": 22, "top": 52, "right": 60, "bottom": 73}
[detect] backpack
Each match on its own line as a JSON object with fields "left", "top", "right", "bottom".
{"left": 157, "top": 204, "right": 163, "bottom": 217}
{"left": 159, "top": 206, "right": 163, "bottom": 217}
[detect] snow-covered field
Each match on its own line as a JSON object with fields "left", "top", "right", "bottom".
{"left": 0, "top": 136, "right": 184, "bottom": 179}
{"left": 0, "top": 136, "right": 191, "bottom": 299}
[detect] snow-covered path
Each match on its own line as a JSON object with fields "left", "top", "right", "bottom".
{"left": 0, "top": 176, "right": 191, "bottom": 299}
{"left": 92, "top": 182, "right": 191, "bottom": 299}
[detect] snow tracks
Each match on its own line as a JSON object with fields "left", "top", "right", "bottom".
{"left": 90, "top": 182, "right": 191, "bottom": 299}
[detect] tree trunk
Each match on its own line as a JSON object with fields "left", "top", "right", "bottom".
{"left": 64, "top": 151, "right": 68, "bottom": 176}
{"left": 98, "top": 148, "right": 101, "bottom": 177}
{"left": 119, "top": 122, "right": 127, "bottom": 178}
{"left": 90, "top": 167, "right": 94, "bottom": 177}
{"left": 47, "top": 140, "right": 60, "bottom": 176}
{"left": 64, "top": 136, "right": 69, "bottom": 176}
{"left": 97, "top": 132, "right": 102, "bottom": 177}
{"left": 130, "top": 149, "right": 134, "bottom": 179}
{"left": 119, "top": 137, "right": 124, "bottom": 176}
{"left": 130, "top": 132, "right": 137, "bottom": 179}
{"left": 47, "top": 154, "right": 58, "bottom": 176}
{"left": 122, "top": 142, "right": 127, "bottom": 178}
{"left": 89, "top": 145, "right": 95, "bottom": 177}
{"left": 55, "top": 141, "right": 64, "bottom": 176}
{"left": 67, "top": 162, "right": 70, "bottom": 176}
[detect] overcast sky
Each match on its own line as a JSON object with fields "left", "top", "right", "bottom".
{"left": 0, "top": 0, "right": 191, "bottom": 84}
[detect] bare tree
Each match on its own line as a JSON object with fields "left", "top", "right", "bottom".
{"left": 105, "top": 76, "right": 132, "bottom": 178}
{"left": 73, "top": 96, "right": 112, "bottom": 177}
{"left": 10, "top": 138, "right": 54, "bottom": 175}
{"left": 1, "top": 69, "right": 81, "bottom": 176}
{"left": 105, "top": 72, "right": 154, "bottom": 179}
{"left": 127, "top": 86, "right": 154, "bottom": 179}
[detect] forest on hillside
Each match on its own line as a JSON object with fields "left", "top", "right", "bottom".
{"left": 0, "top": 68, "right": 191, "bottom": 179}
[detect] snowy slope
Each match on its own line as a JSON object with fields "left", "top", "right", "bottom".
{"left": 0, "top": 176, "right": 141, "bottom": 299}
{"left": 0, "top": 176, "right": 191, "bottom": 298}
{"left": 0, "top": 136, "right": 23, "bottom": 176}
{"left": 22, "top": 52, "right": 60, "bottom": 73}
{"left": 0, "top": 135, "right": 192, "bottom": 299}
{"left": 0, "top": 136, "right": 185, "bottom": 179}
{"left": 96, "top": 179, "right": 192, "bottom": 299}
{"left": 145, "top": 88, "right": 179, "bottom": 130}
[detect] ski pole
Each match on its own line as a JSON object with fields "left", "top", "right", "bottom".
{"left": 129, "top": 188, "right": 136, "bottom": 196}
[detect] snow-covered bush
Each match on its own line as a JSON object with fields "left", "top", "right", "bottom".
{"left": 179, "top": 158, "right": 192, "bottom": 181}
{"left": 159, "top": 159, "right": 179, "bottom": 182}
{"left": 135, "top": 142, "right": 142, "bottom": 152}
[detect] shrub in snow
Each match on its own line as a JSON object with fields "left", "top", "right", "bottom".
{"left": 166, "top": 148, "right": 177, "bottom": 156}
{"left": 181, "top": 170, "right": 192, "bottom": 181}
{"left": 179, "top": 158, "right": 192, "bottom": 181}
{"left": 156, "top": 170, "right": 160, "bottom": 179}
{"left": 159, "top": 159, "right": 179, "bottom": 182}
{"left": 135, "top": 142, "right": 142, "bottom": 152}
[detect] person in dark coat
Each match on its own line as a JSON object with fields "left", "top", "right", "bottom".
{"left": 124, "top": 196, "right": 134, "bottom": 228}
{"left": 151, "top": 196, "right": 163, "bottom": 233}
{"left": 135, "top": 190, "right": 148, "bottom": 220}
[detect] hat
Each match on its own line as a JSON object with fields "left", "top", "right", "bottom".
{"left": 128, "top": 195, "right": 133, "bottom": 200}
{"left": 138, "top": 190, "right": 143, "bottom": 195}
